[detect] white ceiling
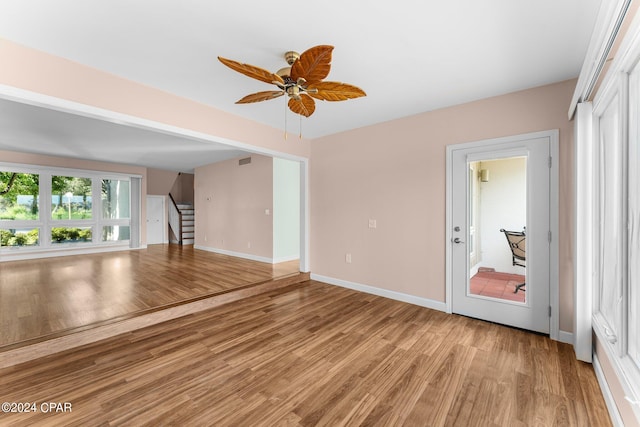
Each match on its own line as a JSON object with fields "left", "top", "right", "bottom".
{"left": 0, "top": 0, "right": 602, "bottom": 172}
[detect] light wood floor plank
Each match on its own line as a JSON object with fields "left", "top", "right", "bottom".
{"left": 0, "top": 245, "right": 299, "bottom": 348}
{"left": 0, "top": 280, "right": 611, "bottom": 426}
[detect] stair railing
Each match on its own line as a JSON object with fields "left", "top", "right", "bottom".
{"left": 168, "top": 193, "right": 182, "bottom": 244}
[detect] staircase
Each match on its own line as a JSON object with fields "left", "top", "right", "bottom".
{"left": 169, "top": 194, "right": 195, "bottom": 246}
{"left": 177, "top": 203, "right": 194, "bottom": 245}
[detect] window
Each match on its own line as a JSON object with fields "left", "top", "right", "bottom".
{"left": 1, "top": 228, "right": 39, "bottom": 247}
{"left": 101, "top": 179, "right": 130, "bottom": 244}
{"left": 590, "top": 62, "right": 640, "bottom": 405}
{"left": 0, "top": 171, "right": 41, "bottom": 248}
{"left": 595, "top": 93, "right": 624, "bottom": 343}
{"left": 102, "top": 225, "right": 130, "bottom": 242}
{"left": 51, "top": 226, "right": 92, "bottom": 244}
{"left": 51, "top": 176, "right": 92, "bottom": 220}
{"left": 0, "top": 165, "right": 138, "bottom": 254}
{"left": 627, "top": 60, "right": 640, "bottom": 379}
{"left": 0, "top": 171, "right": 39, "bottom": 220}
{"left": 102, "top": 179, "right": 129, "bottom": 219}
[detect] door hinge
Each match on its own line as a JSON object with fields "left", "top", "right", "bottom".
{"left": 548, "top": 230, "right": 552, "bottom": 243}
{"left": 549, "top": 306, "right": 552, "bottom": 317}
{"left": 548, "top": 156, "right": 553, "bottom": 168}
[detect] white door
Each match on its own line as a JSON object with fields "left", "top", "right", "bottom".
{"left": 449, "top": 135, "right": 551, "bottom": 333}
{"left": 146, "top": 195, "right": 165, "bottom": 245}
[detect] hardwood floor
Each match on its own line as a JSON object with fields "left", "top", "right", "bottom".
{"left": 0, "top": 245, "right": 299, "bottom": 348}
{"left": 0, "top": 281, "right": 611, "bottom": 426}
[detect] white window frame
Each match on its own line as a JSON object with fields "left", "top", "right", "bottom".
{"left": 587, "top": 17, "right": 640, "bottom": 415}
{"left": 99, "top": 176, "right": 133, "bottom": 243}
{"left": 0, "top": 162, "right": 140, "bottom": 257}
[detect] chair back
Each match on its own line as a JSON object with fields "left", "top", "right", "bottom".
{"left": 500, "top": 228, "right": 526, "bottom": 268}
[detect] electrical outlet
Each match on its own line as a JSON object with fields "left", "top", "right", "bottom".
{"left": 248, "top": 241, "right": 251, "bottom": 248}
{"left": 345, "top": 253, "right": 352, "bottom": 263}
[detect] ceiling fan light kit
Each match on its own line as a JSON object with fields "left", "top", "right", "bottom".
{"left": 218, "top": 45, "right": 366, "bottom": 119}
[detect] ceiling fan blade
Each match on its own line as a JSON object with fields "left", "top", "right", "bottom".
{"left": 306, "top": 81, "right": 366, "bottom": 101}
{"left": 290, "top": 45, "right": 333, "bottom": 84}
{"left": 218, "top": 56, "right": 284, "bottom": 85}
{"left": 288, "top": 94, "right": 316, "bottom": 117}
{"left": 236, "top": 91, "right": 284, "bottom": 104}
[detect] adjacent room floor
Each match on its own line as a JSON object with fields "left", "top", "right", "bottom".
{"left": 0, "top": 245, "right": 299, "bottom": 348}
{"left": 470, "top": 270, "right": 526, "bottom": 303}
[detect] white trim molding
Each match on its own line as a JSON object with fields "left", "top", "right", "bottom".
{"left": 594, "top": 353, "right": 628, "bottom": 427}
{"left": 574, "top": 101, "right": 594, "bottom": 363}
{"left": 272, "top": 255, "right": 300, "bottom": 264}
{"left": 299, "top": 159, "right": 310, "bottom": 273}
{"left": 195, "top": 245, "right": 274, "bottom": 264}
{"left": 195, "top": 246, "right": 301, "bottom": 266}
{"left": 558, "top": 330, "right": 575, "bottom": 346}
{"left": 0, "top": 243, "right": 132, "bottom": 262}
{"left": 311, "top": 274, "right": 448, "bottom": 313}
{"left": 594, "top": 318, "right": 640, "bottom": 423}
{"left": 569, "top": 0, "right": 633, "bottom": 119}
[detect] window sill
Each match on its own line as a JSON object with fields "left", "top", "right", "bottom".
{"left": 0, "top": 242, "right": 131, "bottom": 262}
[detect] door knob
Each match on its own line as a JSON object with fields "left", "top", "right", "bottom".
{"left": 453, "top": 237, "right": 464, "bottom": 244}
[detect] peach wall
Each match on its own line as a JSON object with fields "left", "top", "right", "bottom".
{"left": 0, "top": 149, "right": 148, "bottom": 244}
{"left": 0, "top": 39, "right": 311, "bottom": 160}
{"left": 146, "top": 169, "right": 193, "bottom": 203}
{"left": 194, "top": 155, "right": 273, "bottom": 259}
{"left": 311, "top": 79, "right": 576, "bottom": 332}
{"left": 147, "top": 168, "right": 179, "bottom": 196}
{"left": 171, "top": 173, "right": 194, "bottom": 204}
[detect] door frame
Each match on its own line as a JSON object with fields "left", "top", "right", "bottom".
{"left": 445, "top": 129, "right": 560, "bottom": 340}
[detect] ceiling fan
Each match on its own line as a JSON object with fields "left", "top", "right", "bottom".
{"left": 218, "top": 45, "right": 366, "bottom": 118}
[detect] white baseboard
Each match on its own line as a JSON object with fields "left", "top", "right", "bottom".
{"left": 593, "top": 353, "right": 625, "bottom": 427}
{"left": 311, "top": 274, "right": 447, "bottom": 312}
{"left": 195, "top": 245, "right": 273, "bottom": 264}
{"left": 0, "top": 243, "right": 131, "bottom": 262}
{"left": 558, "top": 330, "right": 574, "bottom": 345}
{"left": 272, "top": 254, "right": 300, "bottom": 264}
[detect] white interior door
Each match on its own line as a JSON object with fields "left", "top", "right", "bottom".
{"left": 450, "top": 136, "right": 551, "bottom": 333}
{"left": 146, "top": 195, "right": 165, "bottom": 245}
